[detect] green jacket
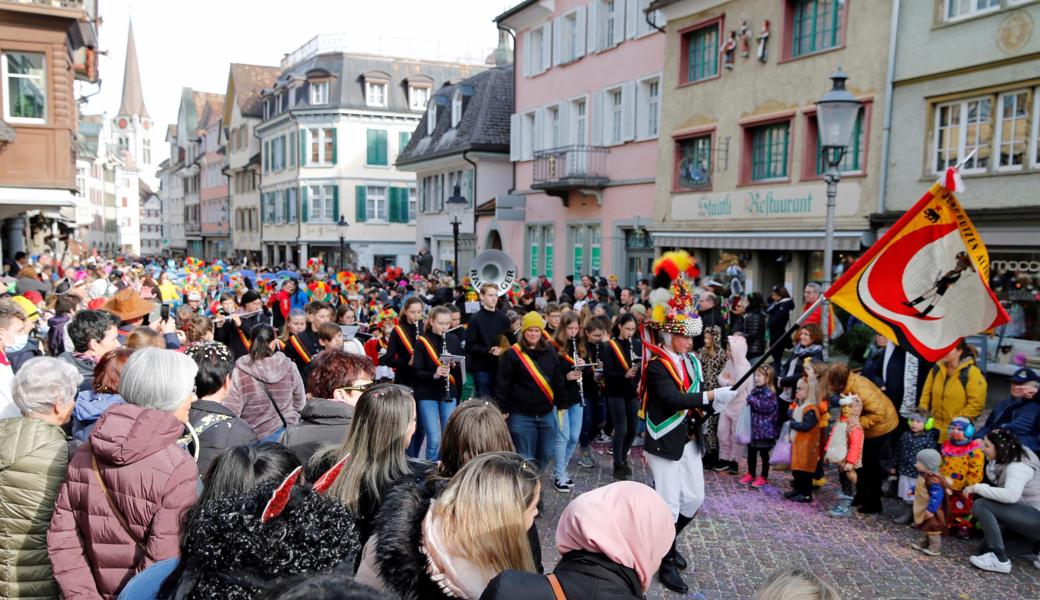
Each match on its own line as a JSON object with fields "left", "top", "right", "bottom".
{"left": 0, "top": 416, "right": 70, "bottom": 599}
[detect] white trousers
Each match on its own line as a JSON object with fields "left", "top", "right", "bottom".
{"left": 645, "top": 441, "right": 705, "bottom": 522}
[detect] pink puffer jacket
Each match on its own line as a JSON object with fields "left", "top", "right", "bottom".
{"left": 47, "top": 403, "right": 199, "bottom": 599}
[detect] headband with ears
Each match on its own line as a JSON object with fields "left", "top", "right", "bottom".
{"left": 260, "top": 453, "right": 351, "bottom": 524}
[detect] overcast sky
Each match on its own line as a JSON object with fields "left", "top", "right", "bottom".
{"left": 85, "top": 0, "right": 512, "bottom": 158}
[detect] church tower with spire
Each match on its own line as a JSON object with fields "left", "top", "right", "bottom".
{"left": 112, "top": 19, "right": 156, "bottom": 188}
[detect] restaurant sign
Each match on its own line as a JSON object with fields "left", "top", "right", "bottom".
{"left": 671, "top": 182, "right": 861, "bottom": 221}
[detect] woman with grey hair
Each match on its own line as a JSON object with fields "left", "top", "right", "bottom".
{"left": 48, "top": 348, "right": 201, "bottom": 599}
{"left": 0, "top": 357, "right": 82, "bottom": 599}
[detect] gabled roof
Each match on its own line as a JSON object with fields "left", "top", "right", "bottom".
{"left": 226, "top": 63, "right": 280, "bottom": 120}
{"left": 397, "top": 65, "right": 513, "bottom": 166}
{"left": 117, "top": 19, "right": 149, "bottom": 119}
{"left": 198, "top": 93, "right": 226, "bottom": 132}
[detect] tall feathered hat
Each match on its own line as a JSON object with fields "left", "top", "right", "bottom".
{"left": 648, "top": 251, "right": 703, "bottom": 337}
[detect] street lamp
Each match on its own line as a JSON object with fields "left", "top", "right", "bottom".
{"left": 815, "top": 68, "right": 861, "bottom": 349}
{"left": 446, "top": 184, "right": 467, "bottom": 280}
{"left": 337, "top": 215, "right": 349, "bottom": 271}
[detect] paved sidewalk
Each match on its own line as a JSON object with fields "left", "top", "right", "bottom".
{"left": 535, "top": 442, "right": 1040, "bottom": 600}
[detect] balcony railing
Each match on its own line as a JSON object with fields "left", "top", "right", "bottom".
{"left": 532, "top": 145, "right": 609, "bottom": 188}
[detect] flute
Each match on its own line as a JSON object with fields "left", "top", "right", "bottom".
{"left": 213, "top": 309, "right": 264, "bottom": 325}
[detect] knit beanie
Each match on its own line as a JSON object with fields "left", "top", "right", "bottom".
{"left": 521, "top": 311, "right": 546, "bottom": 332}
{"left": 240, "top": 290, "right": 261, "bottom": 305}
{"left": 917, "top": 448, "right": 942, "bottom": 472}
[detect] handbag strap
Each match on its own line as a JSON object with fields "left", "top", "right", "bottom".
{"left": 547, "top": 574, "right": 567, "bottom": 600}
{"left": 90, "top": 452, "right": 146, "bottom": 553}
{"left": 239, "top": 365, "right": 288, "bottom": 428}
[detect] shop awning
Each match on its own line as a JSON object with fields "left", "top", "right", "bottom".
{"left": 0, "top": 187, "right": 77, "bottom": 221}
{"left": 652, "top": 230, "right": 867, "bottom": 251}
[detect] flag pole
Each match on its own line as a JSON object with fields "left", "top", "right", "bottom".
{"left": 730, "top": 296, "right": 825, "bottom": 390}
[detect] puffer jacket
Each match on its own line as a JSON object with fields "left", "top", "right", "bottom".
{"left": 47, "top": 403, "right": 199, "bottom": 599}
{"left": 919, "top": 358, "right": 987, "bottom": 442}
{"left": 481, "top": 551, "right": 643, "bottom": 600}
{"left": 279, "top": 398, "right": 354, "bottom": 474}
{"left": 224, "top": 352, "right": 306, "bottom": 440}
{"left": 844, "top": 373, "right": 898, "bottom": 439}
{"left": 0, "top": 417, "right": 70, "bottom": 599}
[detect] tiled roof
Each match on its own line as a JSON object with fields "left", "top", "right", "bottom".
{"left": 397, "top": 65, "right": 513, "bottom": 166}
{"left": 229, "top": 63, "right": 280, "bottom": 118}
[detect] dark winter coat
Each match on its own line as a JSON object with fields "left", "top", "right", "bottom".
{"left": 58, "top": 351, "right": 98, "bottom": 393}
{"left": 46, "top": 314, "right": 71, "bottom": 356}
{"left": 747, "top": 385, "right": 780, "bottom": 442}
{"left": 861, "top": 343, "right": 932, "bottom": 418}
{"left": 412, "top": 331, "right": 463, "bottom": 402}
{"left": 602, "top": 337, "right": 640, "bottom": 399}
{"left": 465, "top": 308, "right": 510, "bottom": 374}
{"left": 896, "top": 429, "right": 941, "bottom": 477}
{"left": 225, "top": 352, "right": 306, "bottom": 440}
{"left": 382, "top": 320, "right": 419, "bottom": 387}
{"left": 780, "top": 343, "right": 824, "bottom": 390}
{"left": 47, "top": 403, "right": 199, "bottom": 599}
{"left": 766, "top": 298, "right": 794, "bottom": 348}
{"left": 279, "top": 398, "right": 354, "bottom": 470}
{"left": 7, "top": 338, "right": 43, "bottom": 373}
{"left": 495, "top": 343, "right": 566, "bottom": 417}
{"left": 643, "top": 355, "right": 712, "bottom": 461}
{"left": 743, "top": 310, "right": 767, "bottom": 357}
{"left": 481, "top": 551, "right": 642, "bottom": 600}
{"left": 187, "top": 399, "right": 257, "bottom": 476}
{"left": 214, "top": 312, "right": 267, "bottom": 359}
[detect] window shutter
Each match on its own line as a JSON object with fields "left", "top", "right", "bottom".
{"left": 553, "top": 16, "right": 563, "bottom": 66}
{"left": 388, "top": 188, "right": 400, "bottom": 223}
{"left": 332, "top": 185, "right": 340, "bottom": 222}
{"left": 263, "top": 141, "right": 269, "bottom": 173}
{"left": 522, "top": 31, "right": 532, "bottom": 77}
{"left": 621, "top": 81, "right": 636, "bottom": 142}
{"left": 533, "top": 108, "right": 545, "bottom": 152}
{"left": 462, "top": 170, "right": 474, "bottom": 207}
{"left": 635, "top": 82, "right": 648, "bottom": 140}
{"left": 261, "top": 192, "right": 267, "bottom": 224}
{"left": 299, "top": 129, "right": 307, "bottom": 166}
{"left": 510, "top": 114, "right": 521, "bottom": 161}
{"left": 355, "top": 185, "right": 367, "bottom": 222}
{"left": 540, "top": 23, "right": 552, "bottom": 73}
{"left": 287, "top": 189, "right": 295, "bottom": 223}
{"left": 366, "top": 130, "right": 376, "bottom": 165}
{"left": 331, "top": 128, "right": 338, "bottom": 164}
{"left": 558, "top": 103, "right": 570, "bottom": 148}
{"left": 399, "top": 131, "right": 410, "bottom": 155}
{"left": 625, "top": 0, "right": 638, "bottom": 39}
{"left": 301, "top": 186, "right": 309, "bottom": 223}
{"left": 379, "top": 131, "right": 388, "bottom": 165}
{"left": 280, "top": 136, "right": 286, "bottom": 170}
{"left": 575, "top": 6, "right": 587, "bottom": 58}
{"left": 591, "top": 92, "right": 604, "bottom": 146}
{"left": 587, "top": 1, "right": 599, "bottom": 53}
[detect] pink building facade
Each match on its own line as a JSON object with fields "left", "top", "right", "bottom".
{"left": 497, "top": 0, "right": 664, "bottom": 289}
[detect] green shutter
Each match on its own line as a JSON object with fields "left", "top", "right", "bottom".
{"left": 367, "top": 129, "right": 388, "bottom": 166}
{"left": 379, "top": 131, "right": 388, "bottom": 165}
{"left": 355, "top": 185, "right": 367, "bottom": 222}
{"left": 331, "top": 128, "right": 338, "bottom": 164}
{"left": 366, "top": 130, "right": 377, "bottom": 165}
{"left": 399, "top": 131, "right": 410, "bottom": 154}
{"left": 280, "top": 136, "right": 286, "bottom": 170}
{"left": 263, "top": 141, "right": 269, "bottom": 173}
{"left": 388, "top": 188, "right": 399, "bottom": 223}
{"left": 282, "top": 190, "right": 289, "bottom": 222}
{"left": 332, "top": 185, "right": 340, "bottom": 222}
{"left": 300, "top": 129, "right": 307, "bottom": 166}
{"left": 261, "top": 192, "right": 267, "bottom": 224}
{"left": 301, "top": 186, "right": 309, "bottom": 223}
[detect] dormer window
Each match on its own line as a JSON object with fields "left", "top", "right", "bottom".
{"left": 366, "top": 80, "right": 388, "bottom": 107}
{"left": 451, "top": 90, "right": 463, "bottom": 128}
{"left": 263, "top": 99, "right": 270, "bottom": 120}
{"left": 427, "top": 104, "right": 437, "bottom": 136}
{"left": 275, "top": 92, "right": 284, "bottom": 114}
{"left": 410, "top": 85, "right": 431, "bottom": 110}
{"left": 310, "top": 80, "right": 329, "bottom": 105}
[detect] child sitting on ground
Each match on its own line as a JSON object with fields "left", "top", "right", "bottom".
{"left": 892, "top": 411, "right": 940, "bottom": 525}
{"left": 824, "top": 394, "right": 864, "bottom": 517}
{"left": 785, "top": 376, "right": 821, "bottom": 503}
{"left": 741, "top": 365, "right": 779, "bottom": 488}
{"left": 911, "top": 448, "right": 946, "bottom": 556}
{"left": 940, "top": 416, "right": 985, "bottom": 539}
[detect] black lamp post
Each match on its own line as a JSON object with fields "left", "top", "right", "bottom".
{"left": 446, "top": 184, "right": 467, "bottom": 280}
{"left": 815, "top": 68, "right": 861, "bottom": 348}
{"left": 337, "top": 215, "right": 349, "bottom": 271}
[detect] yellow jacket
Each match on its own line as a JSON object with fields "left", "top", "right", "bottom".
{"left": 918, "top": 358, "right": 987, "bottom": 442}
{"left": 844, "top": 373, "right": 898, "bottom": 439}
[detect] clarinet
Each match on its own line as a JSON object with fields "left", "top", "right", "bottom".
{"left": 442, "top": 333, "right": 452, "bottom": 401}
{"left": 572, "top": 337, "right": 585, "bottom": 405}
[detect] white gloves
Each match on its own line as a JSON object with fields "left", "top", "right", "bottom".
{"left": 711, "top": 387, "right": 738, "bottom": 412}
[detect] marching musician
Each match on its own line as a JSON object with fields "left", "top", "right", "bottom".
{"left": 641, "top": 252, "right": 737, "bottom": 594}
{"left": 283, "top": 301, "right": 332, "bottom": 375}
{"left": 214, "top": 289, "right": 268, "bottom": 359}
{"left": 381, "top": 296, "right": 425, "bottom": 457}
{"left": 602, "top": 312, "right": 642, "bottom": 481}
{"left": 550, "top": 311, "right": 594, "bottom": 494}
{"left": 465, "top": 283, "right": 511, "bottom": 397}
{"left": 495, "top": 311, "right": 565, "bottom": 469}
{"left": 412, "top": 306, "right": 463, "bottom": 461}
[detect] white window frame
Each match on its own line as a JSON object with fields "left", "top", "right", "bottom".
{"left": 571, "top": 96, "right": 588, "bottom": 145}
{"left": 451, "top": 90, "right": 463, "bottom": 128}
{"left": 427, "top": 104, "right": 437, "bottom": 136}
{"left": 308, "top": 127, "right": 335, "bottom": 166}
{"left": 523, "top": 111, "right": 536, "bottom": 159}
{"left": 531, "top": 26, "right": 545, "bottom": 74}
{"left": 547, "top": 105, "right": 561, "bottom": 149}
{"left": 275, "top": 93, "right": 284, "bottom": 114}
{"left": 2, "top": 50, "right": 47, "bottom": 124}
{"left": 410, "top": 85, "right": 431, "bottom": 111}
{"left": 636, "top": 75, "right": 661, "bottom": 140}
{"left": 943, "top": 0, "right": 1001, "bottom": 22}
{"left": 366, "top": 185, "right": 388, "bottom": 222}
{"left": 309, "top": 80, "right": 329, "bottom": 105}
{"left": 408, "top": 186, "right": 417, "bottom": 223}
{"left": 932, "top": 96, "right": 993, "bottom": 175}
{"left": 610, "top": 88, "right": 623, "bottom": 145}
{"left": 308, "top": 183, "right": 335, "bottom": 223}
{"left": 994, "top": 89, "right": 1030, "bottom": 172}
{"left": 366, "top": 80, "right": 388, "bottom": 108}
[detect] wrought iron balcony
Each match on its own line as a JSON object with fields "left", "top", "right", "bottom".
{"left": 531, "top": 145, "right": 609, "bottom": 203}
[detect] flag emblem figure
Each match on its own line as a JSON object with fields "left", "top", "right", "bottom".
{"left": 826, "top": 170, "right": 1009, "bottom": 363}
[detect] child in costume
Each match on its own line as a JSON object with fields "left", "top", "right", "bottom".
{"left": 740, "top": 364, "right": 779, "bottom": 488}
{"left": 891, "top": 411, "right": 941, "bottom": 525}
{"left": 824, "top": 394, "right": 864, "bottom": 517}
{"left": 785, "top": 376, "right": 821, "bottom": 503}
{"left": 911, "top": 448, "right": 946, "bottom": 556}
{"left": 940, "top": 416, "right": 985, "bottom": 538}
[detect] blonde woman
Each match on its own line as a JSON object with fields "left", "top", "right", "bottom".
{"left": 754, "top": 568, "right": 843, "bottom": 600}
{"left": 317, "top": 383, "right": 425, "bottom": 547}
{"left": 357, "top": 451, "right": 540, "bottom": 599}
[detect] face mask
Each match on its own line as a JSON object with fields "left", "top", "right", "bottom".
{"left": 7, "top": 334, "right": 28, "bottom": 352}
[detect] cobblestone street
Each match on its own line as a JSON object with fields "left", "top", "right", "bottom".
{"left": 535, "top": 442, "right": 1040, "bottom": 600}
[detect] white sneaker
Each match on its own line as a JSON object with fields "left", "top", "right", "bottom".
{"left": 969, "top": 552, "right": 1012, "bottom": 574}
{"left": 1033, "top": 555, "right": 1040, "bottom": 570}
